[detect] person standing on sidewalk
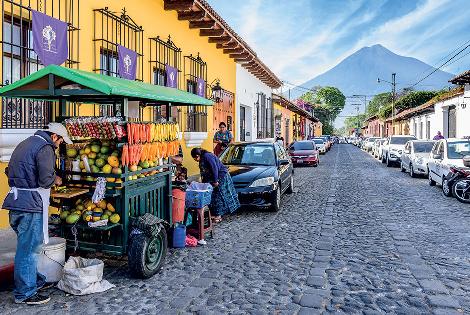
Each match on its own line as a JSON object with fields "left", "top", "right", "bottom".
{"left": 433, "top": 131, "right": 444, "bottom": 140}
{"left": 2, "top": 123, "right": 71, "bottom": 305}
{"left": 213, "top": 122, "right": 233, "bottom": 156}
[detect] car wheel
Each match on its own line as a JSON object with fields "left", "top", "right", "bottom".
{"left": 386, "top": 155, "right": 392, "bottom": 167}
{"left": 442, "top": 177, "right": 452, "bottom": 197}
{"left": 428, "top": 170, "right": 436, "bottom": 186}
{"left": 381, "top": 154, "right": 386, "bottom": 164}
{"left": 409, "top": 164, "right": 416, "bottom": 178}
{"left": 271, "top": 185, "right": 281, "bottom": 212}
{"left": 286, "top": 175, "right": 294, "bottom": 194}
{"left": 400, "top": 162, "right": 406, "bottom": 172}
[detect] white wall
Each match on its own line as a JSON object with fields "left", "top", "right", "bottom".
{"left": 409, "top": 113, "right": 437, "bottom": 140}
{"left": 434, "top": 93, "right": 465, "bottom": 138}
{"left": 235, "top": 64, "right": 272, "bottom": 141}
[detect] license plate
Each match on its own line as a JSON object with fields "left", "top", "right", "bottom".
{"left": 297, "top": 159, "right": 303, "bottom": 163}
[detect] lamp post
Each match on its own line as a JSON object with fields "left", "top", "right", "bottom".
{"left": 377, "top": 73, "right": 396, "bottom": 135}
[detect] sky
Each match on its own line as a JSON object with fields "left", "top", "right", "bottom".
{"left": 207, "top": 0, "right": 470, "bottom": 86}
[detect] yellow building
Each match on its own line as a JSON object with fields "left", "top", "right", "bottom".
{"left": 272, "top": 94, "right": 320, "bottom": 145}
{"left": 0, "top": 0, "right": 279, "bottom": 228}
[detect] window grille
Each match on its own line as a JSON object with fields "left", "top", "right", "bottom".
{"left": 184, "top": 53, "right": 207, "bottom": 132}
{"left": 256, "top": 93, "right": 273, "bottom": 138}
{"left": 149, "top": 35, "right": 182, "bottom": 123}
{"left": 93, "top": 7, "right": 143, "bottom": 116}
{"left": 1, "top": 0, "right": 80, "bottom": 128}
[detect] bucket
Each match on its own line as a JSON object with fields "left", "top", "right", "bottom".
{"left": 172, "top": 224, "right": 186, "bottom": 248}
{"left": 37, "top": 237, "right": 66, "bottom": 283}
{"left": 172, "top": 188, "right": 186, "bottom": 224}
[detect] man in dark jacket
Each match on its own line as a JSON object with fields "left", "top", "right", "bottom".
{"left": 2, "top": 123, "right": 71, "bottom": 305}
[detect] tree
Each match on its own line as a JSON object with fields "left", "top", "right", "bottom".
{"left": 344, "top": 113, "right": 367, "bottom": 131}
{"left": 299, "top": 86, "right": 346, "bottom": 135}
{"left": 377, "top": 90, "right": 439, "bottom": 119}
{"left": 367, "top": 92, "right": 392, "bottom": 117}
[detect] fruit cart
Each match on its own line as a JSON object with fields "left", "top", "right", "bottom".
{"left": 0, "top": 65, "right": 213, "bottom": 278}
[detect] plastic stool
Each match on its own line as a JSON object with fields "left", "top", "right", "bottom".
{"left": 184, "top": 206, "right": 214, "bottom": 240}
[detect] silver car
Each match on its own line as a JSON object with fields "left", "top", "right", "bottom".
{"left": 372, "top": 139, "right": 385, "bottom": 158}
{"left": 400, "top": 140, "right": 435, "bottom": 177}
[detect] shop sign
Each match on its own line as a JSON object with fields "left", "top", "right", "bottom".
{"left": 32, "top": 10, "right": 68, "bottom": 66}
{"left": 165, "top": 64, "right": 178, "bottom": 88}
{"left": 117, "top": 45, "right": 137, "bottom": 80}
{"left": 196, "top": 77, "right": 206, "bottom": 97}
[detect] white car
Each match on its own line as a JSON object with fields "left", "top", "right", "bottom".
{"left": 400, "top": 140, "right": 435, "bottom": 177}
{"left": 363, "top": 137, "right": 380, "bottom": 152}
{"left": 382, "top": 135, "right": 417, "bottom": 167}
{"left": 312, "top": 138, "right": 326, "bottom": 154}
{"left": 428, "top": 138, "right": 470, "bottom": 186}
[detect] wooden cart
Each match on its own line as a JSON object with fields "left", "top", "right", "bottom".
{"left": 0, "top": 65, "right": 213, "bottom": 278}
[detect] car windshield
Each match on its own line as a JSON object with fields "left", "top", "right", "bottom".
{"left": 312, "top": 139, "right": 324, "bottom": 144}
{"left": 447, "top": 141, "right": 470, "bottom": 159}
{"left": 390, "top": 137, "right": 416, "bottom": 145}
{"left": 220, "top": 144, "right": 276, "bottom": 166}
{"left": 291, "top": 142, "right": 314, "bottom": 150}
{"left": 413, "top": 142, "right": 434, "bottom": 153}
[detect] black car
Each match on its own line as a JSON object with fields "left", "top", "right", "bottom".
{"left": 220, "top": 141, "right": 294, "bottom": 211}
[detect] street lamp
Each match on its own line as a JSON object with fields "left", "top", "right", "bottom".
{"left": 377, "top": 73, "right": 396, "bottom": 135}
{"left": 210, "top": 79, "right": 223, "bottom": 103}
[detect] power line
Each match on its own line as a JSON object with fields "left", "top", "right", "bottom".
{"left": 411, "top": 42, "right": 470, "bottom": 88}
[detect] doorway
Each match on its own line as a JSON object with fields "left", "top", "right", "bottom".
{"left": 448, "top": 105, "right": 456, "bottom": 138}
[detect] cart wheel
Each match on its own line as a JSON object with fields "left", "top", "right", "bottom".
{"left": 128, "top": 228, "right": 168, "bottom": 279}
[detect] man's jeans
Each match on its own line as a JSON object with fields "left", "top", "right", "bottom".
{"left": 9, "top": 211, "right": 46, "bottom": 302}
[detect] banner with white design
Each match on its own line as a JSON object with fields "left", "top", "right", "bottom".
{"left": 117, "top": 45, "right": 137, "bottom": 80}
{"left": 32, "top": 10, "right": 68, "bottom": 66}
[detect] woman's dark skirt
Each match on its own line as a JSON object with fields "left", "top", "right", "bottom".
{"left": 210, "top": 173, "right": 240, "bottom": 216}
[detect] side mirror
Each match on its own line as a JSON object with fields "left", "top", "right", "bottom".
{"left": 279, "top": 159, "right": 290, "bottom": 166}
{"left": 433, "top": 154, "right": 442, "bottom": 160}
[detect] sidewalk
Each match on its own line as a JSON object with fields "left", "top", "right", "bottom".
{"left": 0, "top": 228, "right": 16, "bottom": 289}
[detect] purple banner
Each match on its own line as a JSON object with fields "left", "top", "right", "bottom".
{"left": 165, "top": 64, "right": 178, "bottom": 88}
{"left": 117, "top": 45, "right": 137, "bottom": 80}
{"left": 196, "top": 77, "right": 206, "bottom": 97}
{"left": 32, "top": 10, "right": 68, "bottom": 66}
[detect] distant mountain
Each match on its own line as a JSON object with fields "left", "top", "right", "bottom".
{"left": 288, "top": 44, "right": 454, "bottom": 127}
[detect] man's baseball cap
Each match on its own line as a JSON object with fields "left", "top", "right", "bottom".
{"left": 46, "top": 123, "right": 72, "bottom": 144}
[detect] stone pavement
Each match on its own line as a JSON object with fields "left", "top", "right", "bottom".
{"left": 0, "top": 144, "right": 469, "bottom": 314}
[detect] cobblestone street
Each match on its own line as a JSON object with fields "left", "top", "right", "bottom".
{"left": 1, "top": 144, "right": 469, "bottom": 314}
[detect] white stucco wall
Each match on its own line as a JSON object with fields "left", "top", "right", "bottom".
{"left": 433, "top": 93, "right": 465, "bottom": 138}
{"left": 409, "top": 113, "right": 437, "bottom": 140}
{"left": 235, "top": 64, "right": 272, "bottom": 141}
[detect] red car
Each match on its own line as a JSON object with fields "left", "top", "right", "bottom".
{"left": 288, "top": 140, "right": 320, "bottom": 167}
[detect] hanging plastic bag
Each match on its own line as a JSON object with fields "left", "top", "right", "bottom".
{"left": 57, "top": 256, "right": 115, "bottom": 295}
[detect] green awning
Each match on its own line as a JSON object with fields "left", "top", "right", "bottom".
{"left": 0, "top": 65, "right": 213, "bottom": 106}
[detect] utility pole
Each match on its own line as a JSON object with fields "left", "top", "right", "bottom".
{"left": 377, "top": 73, "right": 397, "bottom": 136}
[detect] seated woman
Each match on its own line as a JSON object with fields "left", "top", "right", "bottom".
{"left": 191, "top": 147, "right": 240, "bottom": 223}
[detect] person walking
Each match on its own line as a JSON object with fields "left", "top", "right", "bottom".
{"left": 433, "top": 131, "right": 444, "bottom": 140}
{"left": 191, "top": 148, "right": 239, "bottom": 223}
{"left": 213, "top": 122, "right": 233, "bottom": 156}
{"left": 2, "top": 123, "right": 72, "bottom": 305}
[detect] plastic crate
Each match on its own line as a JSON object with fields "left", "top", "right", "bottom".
{"left": 185, "top": 182, "right": 213, "bottom": 208}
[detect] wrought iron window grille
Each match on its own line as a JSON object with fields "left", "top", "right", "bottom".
{"left": 184, "top": 52, "right": 208, "bottom": 132}
{"left": 1, "top": 0, "right": 80, "bottom": 129}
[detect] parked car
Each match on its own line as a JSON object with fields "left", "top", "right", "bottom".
{"left": 288, "top": 140, "right": 319, "bottom": 167}
{"left": 363, "top": 137, "right": 380, "bottom": 152}
{"left": 428, "top": 138, "right": 470, "bottom": 187}
{"left": 312, "top": 138, "right": 327, "bottom": 154}
{"left": 381, "top": 135, "right": 417, "bottom": 167}
{"left": 372, "top": 139, "right": 386, "bottom": 158}
{"left": 220, "top": 141, "right": 294, "bottom": 212}
{"left": 320, "top": 136, "right": 331, "bottom": 151}
{"left": 400, "top": 140, "right": 434, "bottom": 177}
{"left": 339, "top": 137, "right": 347, "bottom": 144}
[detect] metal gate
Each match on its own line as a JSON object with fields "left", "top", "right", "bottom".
{"left": 448, "top": 106, "right": 457, "bottom": 138}
{"left": 239, "top": 106, "right": 246, "bottom": 141}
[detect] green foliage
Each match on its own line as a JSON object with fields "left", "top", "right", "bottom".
{"left": 334, "top": 126, "right": 348, "bottom": 136}
{"left": 367, "top": 92, "right": 392, "bottom": 117}
{"left": 299, "top": 86, "right": 346, "bottom": 134}
{"left": 377, "top": 90, "right": 439, "bottom": 119}
{"left": 345, "top": 113, "right": 367, "bottom": 131}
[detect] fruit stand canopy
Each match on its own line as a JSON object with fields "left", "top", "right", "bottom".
{"left": 0, "top": 65, "right": 214, "bottom": 106}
